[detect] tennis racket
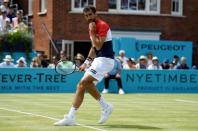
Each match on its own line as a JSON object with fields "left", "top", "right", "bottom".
{"left": 55, "top": 60, "right": 77, "bottom": 75}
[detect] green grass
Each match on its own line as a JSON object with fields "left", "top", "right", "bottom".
{"left": 0, "top": 93, "right": 198, "bottom": 131}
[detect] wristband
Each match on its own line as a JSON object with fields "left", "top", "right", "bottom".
{"left": 84, "top": 57, "right": 93, "bottom": 66}
{"left": 87, "top": 57, "right": 93, "bottom": 61}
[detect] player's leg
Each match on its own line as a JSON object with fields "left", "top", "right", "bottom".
{"left": 54, "top": 57, "right": 114, "bottom": 126}
{"left": 75, "top": 73, "right": 109, "bottom": 110}
{"left": 54, "top": 74, "right": 88, "bottom": 126}
{"left": 84, "top": 58, "right": 114, "bottom": 124}
{"left": 54, "top": 72, "right": 107, "bottom": 126}
{"left": 63, "top": 74, "right": 99, "bottom": 123}
{"left": 81, "top": 74, "right": 113, "bottom": 124}
{"left": 74, "top": 70, "right": 113, "bottom": 124}
{"left": 103, "top": 75, "right": 110, "bottom": 93}
{"left": 70, "top": 73, "right": 101, "bottom": 113}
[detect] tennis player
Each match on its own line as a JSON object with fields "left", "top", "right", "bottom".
{"left": 54, "top": 6, "right": 115, "bottom": 126}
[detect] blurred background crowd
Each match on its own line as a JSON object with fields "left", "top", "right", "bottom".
{"left": 0, "top": 49, "right": 197, "bottom": 70}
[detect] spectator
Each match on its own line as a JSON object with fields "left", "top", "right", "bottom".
{"left": 12, "top": 10, "right": 28, "bottom": 32}
{"left": 192, "top": 65, "right": 197, "bottom": 70}
{"left": 0, "top": 0, "right": 10, "bottom": 14}
{"left": 58, "top": 50, "right": 74, "bottom": 69}
{"left": 172, "top": 55, "right": 180, "bottom": 69}
{"left": 34, "top": 53, "right": 41, "bottom": 67}
{"left": 48, "top": 56, "right": 58, "bottom": 69}
{"left": 177, "top": 57, "right": 189, "bottom": 69}
{"left": 102, "top": 58, "right": 125, "bottom": 94}
{"left": 118, "top": 50, "right": 128, "bottom": 67}
{"left": 161, "top": 58, "right": 170, "bottom": 69}
{"left": 0, "top": 10, "right": 4, "bottom": 31}
{"left": 30, "top": 57, "right": 39, "bottom": 68}
{"left": 148, "top": 56, "right": 162, "bottom": 70}
{"left": 12, "top": 10, "right": 22, "bottom": 28}
{"left": 169, "top": 62, "right": 175, "bottom": 70}
{"left": 0, "top": 55, "right": 15, "bottom": 68}
{"left": 0, "top": 9, "right": 10, "bottom": 32}
{"left": 4, "top": 17, "right": 12, "bottom": 32}
{"left": 15, "top": 57, "right": 27, "bottom": 67}
{"left": 36, "top": 53, "right": 48, "bottom": 67}
{"left": 123, "top": 57, "right": 136, "bottom": 69}
{"left": 41, "top": 55, "right": 48, "bottom": 67}
{"left": 74, "top": 53, "right": 85, "bottom": 68}
{"left": 60, "top": 50, "right": 67, "bottom": 61}
{"left": 136, "top": 55, "right": 147, "bottom": 69}
{"left": 6, "top": 5, "right": 15, "bottom": 23}
{"left": 147, "top": 52, "right": 153, "bottom": 66}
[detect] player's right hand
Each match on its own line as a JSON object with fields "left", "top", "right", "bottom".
{"left": 89, "top": 22, "right": 96, "bottom": 30}
{"left": 79, "top": 63, "right": 87, "bottom": 72}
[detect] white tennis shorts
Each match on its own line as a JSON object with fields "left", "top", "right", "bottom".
{"left": 85, "top": 57, "right": 114, "bottom": 82}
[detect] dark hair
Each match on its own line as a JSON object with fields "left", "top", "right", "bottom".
{"left": 83, "top": 6, "right": 96, "bottom": 14}
{"left": 173, "top": 55, "right": 179, "bottom": 59}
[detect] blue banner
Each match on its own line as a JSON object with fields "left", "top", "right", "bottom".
{"left": 0, "top": 68, "right": 82, "bottom": 93}
{"left": 112, "top": 38, "right": 193, "bottom": 67}
{"left": 0, "top": 68, "right": 197, "bottom": 93}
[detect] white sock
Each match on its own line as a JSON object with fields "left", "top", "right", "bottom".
{"left": 98, "top": 96, "right": 108, "bottom": 109}
{"left": 67, "top": 106, "right": 77, "bottom": 118}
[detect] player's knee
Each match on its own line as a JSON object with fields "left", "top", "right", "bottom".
{"left": 78, "top": 80, "right": 88, "bottom": 89}
{"left": 77, "top": 83, "right": 86, "bottom": 92}
{"left": 79, "top": 79, "right": 88, "bottom": 87}
{"left": 78, "top": 79, "right": 93, "bottom": 89}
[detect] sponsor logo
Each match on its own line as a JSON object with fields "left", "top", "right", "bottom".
{"left": 90, "top": 69, "right": 97, "bottom": 74}
{"left": 135, "top": 42, "right": 186, "bottom": 52}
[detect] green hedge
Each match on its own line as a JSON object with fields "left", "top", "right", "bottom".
{"left": 0, "top": 31, "right": 33, "bottom": 59}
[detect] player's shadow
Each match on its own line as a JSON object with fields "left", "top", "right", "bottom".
{"left": 101, "top": 124, "right": 162, "bottom": 130}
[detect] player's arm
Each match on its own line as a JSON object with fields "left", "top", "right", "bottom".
{"left": 89, "top": 22, "right": 106, "bottom": 50}
{"left": 90, "top": 35, "right": 106, "bottom": 50}
{"left": 79, "top": 47, "right": 95, "bottom": 71}
{"left": 87, "top": 46, "right": 96, "bottom": 59}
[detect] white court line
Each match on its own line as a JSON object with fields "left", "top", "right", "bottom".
{"left": 0, "top": 116, "right": 24, "bottom": 117}
{"left": 175, "top": 99, "right": 198, "bottom": 104}
{"left": 0, "top": 107, "right": 107, "bottom": 131}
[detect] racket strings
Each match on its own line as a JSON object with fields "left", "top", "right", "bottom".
{"left": 55, "top": 60, "right": 76, "bottom": 75}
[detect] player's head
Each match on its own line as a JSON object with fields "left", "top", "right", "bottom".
{"left": 83, "top": 6, "right": 97, "bottom": 23}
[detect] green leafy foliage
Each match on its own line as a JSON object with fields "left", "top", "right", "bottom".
{"left": 1, "top": 31, "right": 33, "bottom": 59}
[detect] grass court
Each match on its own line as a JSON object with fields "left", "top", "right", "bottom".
{"left": 0, "top": 93, "right": 198, "bottom": 131}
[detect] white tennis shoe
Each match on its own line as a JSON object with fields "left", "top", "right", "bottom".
{"left": 102, "top": 89, "right": 109, "bottom": 94}
{"left": 99, "top": 104, "right": 113, "bottom": 124}
{"left": 54, "top": 115, "right": 76, "bottom": 126}
{"left": 118, "top": 88, "right": 125, "bottom": 94}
